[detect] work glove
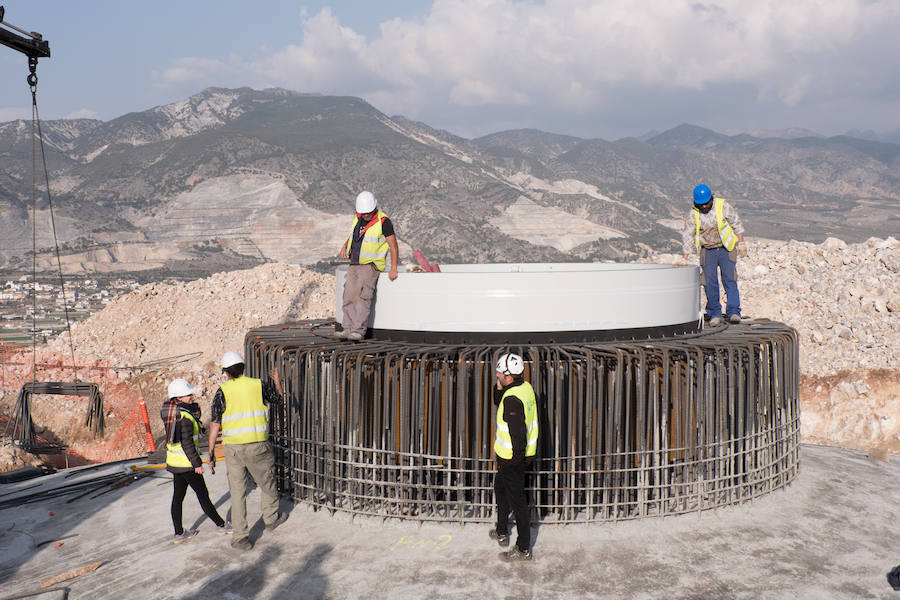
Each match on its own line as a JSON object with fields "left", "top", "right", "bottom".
{"left": 736, "top": 244, "right": 748, "bottom": 258}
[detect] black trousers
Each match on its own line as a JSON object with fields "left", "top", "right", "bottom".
{"left": 494, "top": 461, "right": 530, "bottom": 551}
{"left": 171, "top": 471, "right": 225, "bottom": 534}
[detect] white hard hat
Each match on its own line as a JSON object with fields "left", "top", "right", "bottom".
{"left": 220, "top": 351, "right": 244, "bottom": 369}
{"left": 167, "top": 378, "right": 196, "bottom": 399}
{"left": 355, "top": 190, "right": 377, "bottom": 214}
{"left": 496, "top": 353, "right": 525, "bottom": 376}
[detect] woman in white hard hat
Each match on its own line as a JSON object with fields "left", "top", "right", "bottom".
{"left": 163, "top": 378, "right": 231, "bottom": 543}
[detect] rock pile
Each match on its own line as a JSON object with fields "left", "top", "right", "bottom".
{"left": 42, "top": 263, "right": 336, "bottom": 440}
{"left": 650, "top": 236, "right": 899, "bottom": 376}
{"left": 50, "top": 263, "right": 335, "bottom": 373}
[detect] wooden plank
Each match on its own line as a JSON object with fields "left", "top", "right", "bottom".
{"left": 40, "top": 560, "right": 102, "bottom": 588}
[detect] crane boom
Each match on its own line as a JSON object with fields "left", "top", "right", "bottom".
{"left": 0, "top": 6, "right": 51, "bottom": 59}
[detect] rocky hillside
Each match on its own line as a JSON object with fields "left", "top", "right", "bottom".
{"left": 3, "top": 87, "right": 899, "bottom": 277}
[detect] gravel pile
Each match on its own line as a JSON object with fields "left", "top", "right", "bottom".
{"left": 50, "top": 263, "right": 335, "bottom": 372}
{"left": 649, "top": 236, "right": 899, "bottom": 377}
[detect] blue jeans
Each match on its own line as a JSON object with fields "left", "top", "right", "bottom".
{"left": 702, "top": 247, "right": 741, "bottom": 318}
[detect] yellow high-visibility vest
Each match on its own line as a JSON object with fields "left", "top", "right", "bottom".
{"left": 166, "top": 409, "right": 200, "bottom": 468}
{"left": 694, "top": 197, "right": 738, "bottom": 251}
{"left": 494, "top": 382, "right": 538, "bottom": 460}
{"left": 220, "top": 377, "right": 268, "bottom": 445}
{"left": 345, "top": 210, "right": 390, "bottom": 272}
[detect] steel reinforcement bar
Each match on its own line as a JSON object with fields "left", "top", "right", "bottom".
{"left": 244, "top": 319, "right": 800, "bottom": 523}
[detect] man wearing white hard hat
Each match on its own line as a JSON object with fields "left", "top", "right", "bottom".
{"left": 163, "top": 378, "right": 230, "bottom": 544}
{"left": 336, "top": 190, "right": 399, "bottom": 341}
{"left": 207, "top": 351, "right": 285, "bottom": 550}
{"left": 489, "top": 353, "right": 539, "bottom": 562}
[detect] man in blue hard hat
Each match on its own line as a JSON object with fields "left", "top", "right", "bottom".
{"left": 682, "top": 184, "right": 745, "bottom": 325}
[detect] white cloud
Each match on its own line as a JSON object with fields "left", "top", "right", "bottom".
{"left": 156, "top": 0, "right": 900, "bottom": 136}
{"left": 153, "top": 57, "right": 233, "bottom": 85}
{"left": 64, "top": 108, "right": 99, "bottom": 120}
{"left": 0, "top": 107, "right": 30, "bottom": 122}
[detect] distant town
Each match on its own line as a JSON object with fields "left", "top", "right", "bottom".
{"left": 0, "top": 274, "right": 143, "bottom": 346}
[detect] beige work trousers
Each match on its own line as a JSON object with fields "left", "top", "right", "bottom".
{"left": 224, "top": 441, "right": 280, "bottom": 542}
{"left": 341, "top": 263, "right": 380, "bottom": 335}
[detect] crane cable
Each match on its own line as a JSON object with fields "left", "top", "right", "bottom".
{"left": 27, "top": 56, "right": 79, "bottom": 383}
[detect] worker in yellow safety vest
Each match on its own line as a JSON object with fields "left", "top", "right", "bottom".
{"left": 336, "top": 190, "right": 400, "bottom": 341}
{"left": 682, "top": 184, "right": 746, "bottom": 326}
{"left": 207, "top": 351, "right": 286, "bottom": 550}
{"left": 163, "top": 378, "right": 230, "bottom": 544}
{"left": 489, "top": 353, "right": 538, "bottom": 562}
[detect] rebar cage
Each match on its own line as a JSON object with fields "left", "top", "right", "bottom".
{"left": 245, "top": 319, "right": 800, "bottom": 523}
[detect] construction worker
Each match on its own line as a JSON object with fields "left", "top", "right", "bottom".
{"left": 163, "top": 378, "right": 230, "bottom": 544}
{"left": 682, "top": 184, "right": 745, "bottom": 325}
{"left": 335, "top": 190, "right": 399, "bottom": 341}
{"left": 489, "top": 353, "right": 538, "bottom": 562}
{"left": 207, "top": 351, "right": 287, "bottom": 550}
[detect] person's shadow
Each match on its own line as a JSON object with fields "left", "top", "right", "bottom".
{"left": 887, "top": 565, "right": 900, "bottom": 590}
{"left": 271, "top": 544, "right": 332, "bottom": 599}
{"left": 178, "top": 544, "right": 332, "bottom": 599}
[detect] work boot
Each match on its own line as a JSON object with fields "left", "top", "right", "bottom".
{"left": 728, "top": 314, "right": 742, "bottom": 324}
{"left": 173, "top": 530, "right": 198, "bottom": 544}
{"left": 266, "top": 512, "right": 288, "bottom": 531}
{"left": 216, "top": 521, "right": 233, "bottom": 535}
{"left": 347, "top": 332, "right": 363, "bottom": 341}
{"left": 334, "top": 329, "right": 348, "bottom": 339}
{"left": 709, "top": 316, "right": 722, "bottom": 326}
{"left": 231, "top": 537, "right": 253, "bottom": 551}
{"left": 488, "top": 528, "right": 510, "bottom": 547}
{"left": 500, "top": 546, "right": 532, "bottom": 562}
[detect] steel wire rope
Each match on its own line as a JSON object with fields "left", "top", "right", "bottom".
{"left": 28, "top": 68, "right": 78, "bottom": 381}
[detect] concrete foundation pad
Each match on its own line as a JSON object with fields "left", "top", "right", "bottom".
{"left": 1, "top": 444, "right": 898, "bottom": 599}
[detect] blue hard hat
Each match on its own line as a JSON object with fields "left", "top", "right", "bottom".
{"left": 693, "top": 184, "right": 712, "bottom": 205}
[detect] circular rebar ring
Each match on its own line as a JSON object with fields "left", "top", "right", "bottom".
{"left": 246, "top": 318, "right": 800, "bottom": 523}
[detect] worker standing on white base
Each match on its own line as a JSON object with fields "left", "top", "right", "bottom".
{"left": 336, "top": 190, "right": 399, "bottom": 341}
{"left": 682, "top": 184, "right": 746, "bottom": 325}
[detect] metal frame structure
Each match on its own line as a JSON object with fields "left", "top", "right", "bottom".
{"left": 2, "top": 381, "right": 104, "bottom": 453}
{"left": 245, "top": 318, "right": 800, "bottom": 523}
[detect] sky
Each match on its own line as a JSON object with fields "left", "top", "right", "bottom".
{"left": 2, "top": 0, "right": 899, "bottom": 140}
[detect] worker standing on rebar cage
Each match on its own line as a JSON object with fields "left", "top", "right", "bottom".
{"left": 207, "top": 351, "right": 287, "bottom": 551}
{"left": 336, "top": 190, "right": 399, "bottom": 341}
{"left": 163, "top": 378, "right": 231, "bottom": 544}
{"left": 682, "top": 184, "right": 746, "bottom": 325}
{"left": 490, "top": 353, "right": 538, "bottom": 562}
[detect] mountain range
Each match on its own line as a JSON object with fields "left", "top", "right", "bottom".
{"left": 1, "top": 87, "right": 898, "bottom": 276}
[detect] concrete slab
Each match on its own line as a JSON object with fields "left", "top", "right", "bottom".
{"left": 1, "top": 444, "right": 898, "bottom": 599}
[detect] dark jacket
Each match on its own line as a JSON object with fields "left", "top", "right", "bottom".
{"left": 166, "top": 402, "right": 204, "bottom": 474}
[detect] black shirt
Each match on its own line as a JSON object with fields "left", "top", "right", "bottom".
{"left": 349, "top": 216, "right": 394, "bottom": 265}
{"left": 167, "top": 408, "right": 203, "bottom": 473}
{"left": 495, "top": 377, "right": 528, "bottom": 466}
